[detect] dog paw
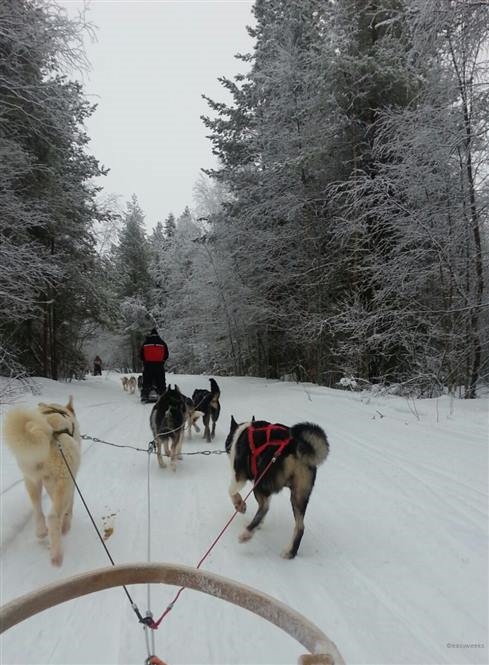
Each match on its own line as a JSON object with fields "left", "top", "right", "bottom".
{"left": 36, "top": 525, "right": 48, "bottom": 539}
{"left": 280, "top": 549, "right": 296, "bottom": 560}
{"left": 232, "top": 496, "right": 246, "bottom": 513}
{"left": 238, "top": 529, "right": 253, "bottom": 543}
{"left": 51, "top": 552, "right": 63, "bottom": 567}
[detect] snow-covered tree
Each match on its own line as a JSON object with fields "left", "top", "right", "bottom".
{"left": 110, "top": 195, "right": 153, "bottom": 370}
{"left": 0, "top": 0, "right": 109, "bottom": 380}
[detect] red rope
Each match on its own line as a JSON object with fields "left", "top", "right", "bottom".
{"left": 149, "top": 451, "right": 281, "bottom": 629}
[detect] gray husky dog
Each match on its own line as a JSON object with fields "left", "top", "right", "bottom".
{"left": 150, "top": 385, "right": 186, "bottom": 470}
{"left": 225, "top": 417, "right": 329, "bottom": 558}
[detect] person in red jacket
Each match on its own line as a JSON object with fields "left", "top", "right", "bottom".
{"left": 140, "top": 328, "right": 169, "bottom": 403}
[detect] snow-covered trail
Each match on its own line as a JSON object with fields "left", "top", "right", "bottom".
{"left": 0, "top": 374, "right": 487, "bottom": 665}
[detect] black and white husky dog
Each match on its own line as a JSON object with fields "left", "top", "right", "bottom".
{"left": 150, "top": 385, "right": 186, "bottom": 470}
{"left": 225, "top": 417, "right": 329, "bottom": 559}
{"left": 191, "top": 378, "right": 221, "bottom": 443}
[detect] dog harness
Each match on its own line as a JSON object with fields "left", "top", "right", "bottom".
{"left": 247, "top": 423, "right": 292, "bottom": 478}
{"left": 40, "top": 406, "right": 76, "bottom": 438}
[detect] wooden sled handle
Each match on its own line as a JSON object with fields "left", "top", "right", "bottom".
{"left": 0, "top": 562, "right": 345, "bottom": 665}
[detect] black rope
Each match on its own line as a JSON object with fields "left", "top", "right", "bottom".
{"left": 55, "top": 436, "right": 149, "bottom": 625}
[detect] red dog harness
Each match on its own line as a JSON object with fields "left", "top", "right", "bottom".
{"left": 247, "top": 423, "right": 292, "bottom": 478}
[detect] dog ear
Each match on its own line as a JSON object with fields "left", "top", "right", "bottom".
{"left": 251, "top": 415, "right": 256, "bottom": 423}
{"left": 230, "top": 415, "right": 238, "bottom": 430}
{"left": 174, "top": 385, "right": 180, "bottom": 393}
{"left": 66, "top": 395, "right": 74, "bottom": 414}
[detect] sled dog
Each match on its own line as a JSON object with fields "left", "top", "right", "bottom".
{"left": 121, "top": 376, "right": 129, "bottom": 392}
{"left": 150, "top": 385, "right": 186, "bottom": 470}
{"left": 3, "top": 397, "right": 81, "bottom": 567}
{"left": 225, "top": 417, "right": 329, "bottom": 559}
{"left": 181, "top": 394, "right": 203, "bottom": 439}
{"left": 191, "top": 378, "right": 221, "bottom": 443}
{"left": 127, "top": 376, "right": 137, "bottom": 394}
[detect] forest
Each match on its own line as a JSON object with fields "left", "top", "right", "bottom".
{"left": 1, "top": 0, "right": 488, "bottom": 398}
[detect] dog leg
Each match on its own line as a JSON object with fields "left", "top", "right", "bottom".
{"left": 211, "top": 418, "right": 216, "bottom": 440}
{"left": 229, "top": 475, "right": 247, "bottom": 513}
{"left": 176, "top": 430, "right": 184, "bottom": 461}
{"left": 24, "top": 477, "right": 47, "bottom": 538}
{"left": 163, "top": 437, "right": 171, "bottom": 460}
{"left": 169, "top": 432, "right": 184, "bottom": 470}
{"left": 156, "top": 439, "right": 166, "bottom": 468}
{"left": 281, "top": 484, "right": 313, "bottom": 559}
{"left": 47, "top": 484, "right": 72, "bottom": 567}
{"left": 169, "top": 440, "right": 178, "bottom": 471}
{"left": 202, "top": 413, "right": 211, "bottom": 443}
{"left": 239, "top": 491, "right": 270, "bottom": 543}
{"left": 61, "top": 487, "right": 75, "bottom": 534}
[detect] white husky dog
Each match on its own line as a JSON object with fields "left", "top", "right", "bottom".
{"left": 3, "top": 397, "right": 81, "bottom": 566}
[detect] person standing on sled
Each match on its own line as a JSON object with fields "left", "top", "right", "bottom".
{"left": 140, "top": 328, "right": 169, "bottom": 403}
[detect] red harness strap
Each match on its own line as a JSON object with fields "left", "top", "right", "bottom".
{"left": 247, "top": 423, "right": 291, "bottom": 479}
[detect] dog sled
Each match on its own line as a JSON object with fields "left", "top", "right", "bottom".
{"left": 138, "top": 374, "right": 159, "bottom": 403}
{"left": 0, "top": 563, "right": 345, "bottom": 665}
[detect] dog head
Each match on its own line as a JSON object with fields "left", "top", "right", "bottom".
{"left": 163, "top": 384, "right": 184, "bottom": 409}
{"left": 224, "top": 416, "right": 244, "bottom": 453}
{"left": 37, "top": 396, "right": 78, "bottom": 437}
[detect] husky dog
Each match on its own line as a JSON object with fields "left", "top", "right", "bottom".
{"left": 181, "top": 395, "right": 203, "bottom": 439}
{"left": 121, "top": 377, "right": 129, "bottom": 392}
{"left": 225, "top": 417, "right": 329, "bottom": 559}
{"left": 2, "top": 397, "right": 81, "bottom": 567}
{"left": 149, "top": 385, "right": 186, "bottom": 470}
{"left": 127, "top": 376, "right": 137, "bottom": 394}
{"left": 191, "top": 378, "right": 221, "bottom": 443}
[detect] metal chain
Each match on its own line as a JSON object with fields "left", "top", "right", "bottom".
{"left": 80, "top": 433, "right": 226, "bottom": 456}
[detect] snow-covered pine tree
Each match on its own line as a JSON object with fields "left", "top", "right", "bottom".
{"left": 112, "top": 195, "right": 153, "bottom": 370}
{"left": 0, "top": 0, "right": 109, "bottom": 380}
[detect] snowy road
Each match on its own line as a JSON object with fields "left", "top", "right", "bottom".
{"left": 1, "top": 374, "right": 487, "bottom": 664}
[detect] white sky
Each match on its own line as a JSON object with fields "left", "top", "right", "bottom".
{"left": 61, "top": 1, "right": 254, "bottom": 229}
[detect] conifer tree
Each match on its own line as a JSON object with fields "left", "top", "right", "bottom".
{"left": 0, "top": 0, "right": 109, "bottom": 379}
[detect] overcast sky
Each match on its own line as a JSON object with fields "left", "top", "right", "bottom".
{"left": 61, "top": 1, "right": 254, "bottom": 230}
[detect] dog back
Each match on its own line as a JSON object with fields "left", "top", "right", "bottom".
{"left": 150, "top": 388, "right": 186, "bottom": 438}
{"left": 229, "top": 420, "right": 328, "bottom": 492}
{"left": 3, "top": 403, "right": 81, "bottom": 477}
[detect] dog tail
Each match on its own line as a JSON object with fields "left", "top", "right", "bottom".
{"left": 3, "top": 407, "right": 53, "bottom": 466}
{"left": 209, "top": 379, "right": 221, "bottom": 399}
{"left": 291, "top": 422, "right": 329, "bottom": 467}
{"left": 209, "top": 378, "right": 220, "bottom": 397}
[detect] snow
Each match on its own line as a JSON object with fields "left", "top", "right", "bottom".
{"left": 1, "top": 373, "right": 487, "bottom": 665}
